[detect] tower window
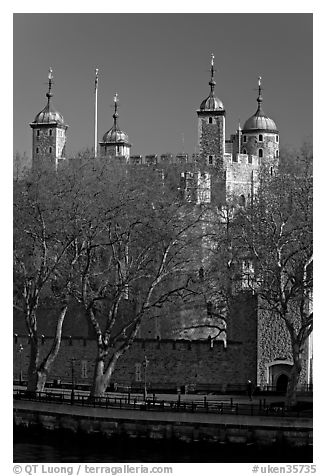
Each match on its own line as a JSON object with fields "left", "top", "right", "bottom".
{"left": 259, "top": 134, "right": 263, "bottom": 142}
{"left": 276, "top": 135, "right": 279, "bottom": 143}
{"left": 239, "top": 195, "right": 246, "bottom": 206}
{"left": 36, "top": 130, "right": 40, "bottom": 137}
{"left": 36, "top": 147, "right": 39, "bottom": 154}
{"left": 243, "top": 135, "right": 247, "bottom": 143}
{"left": 49, "top": 129, "right": 53, "bottom": 136}
{"left": 208, "top": 155, "right": 213, "bottom": 165}
{"left": 258, "top": 149, "right": 263, "bottom": 158}
{"left": 208, "top": 117, "right": 213, "bottom": 124}
{"left": 243, "top": 148, "right": 247, "bottom": 155}
{"left": 275, "top": 149, "right": 279, "bottom": 158}
{"left": 49, "top": 146, "right": 52, "bottom": 153}
{"left": 270, "top": 166, "right": 274, "bottom": 176}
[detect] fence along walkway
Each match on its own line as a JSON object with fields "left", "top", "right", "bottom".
{"left": 13, "top": 389, "right": 312, "bottom": 418}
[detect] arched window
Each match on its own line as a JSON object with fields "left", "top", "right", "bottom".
{"left": 243, "top": 148, "right": 247, "bottom": 155}
{"left": 49, "top": 129, "right": 53, "bottom": 136}
{"left": 259, "top": 134, "right": 263, "bottom": 142}
{"left": 209, "top": 117, "right": 213, "bottom": 124}
{"left": 49, "top": 146, "right": 52, "bottom": 154}
{"left": 208, "top": 155, "right": 213, "bottom": 165}
{"left": 275, "top": 149, "right": 279, "bottom": 158}
{"left": 243, "top": 135, "right": 247, "bottom": 143}
{"left": 36, "top": 147, "right": 39, "bottom": 154}
{"left": 270, "top": 166, "right": 274, "bottom": 176}
{"left": 239, "top": 194, "right": 246, "bottom": 206}
{"left": 258, "top": 148, "right": 263, "bottom": 158}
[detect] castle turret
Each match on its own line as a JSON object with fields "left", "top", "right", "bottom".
{"left": 30, "top": 68, "right": 68, "bottom": 173}
{"left": 242, "top": 77, "right": 279, "bottom": 169}
{"left": 99, "top": 93, "right": 131, "bottom": 160}
{"left": 197, "top": 54, "right": 225, "bottom": 168}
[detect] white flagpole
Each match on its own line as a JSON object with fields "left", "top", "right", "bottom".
{"left": 94, "top": 68, "right": 99, "bottom": 158}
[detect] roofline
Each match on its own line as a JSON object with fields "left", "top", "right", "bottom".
{"left": 30, "top": 122, "right": 68, "bottom": 129}
{"left": 242, "top": 128, "right": 279, "bottom": 134}
{"left": 197, "top": 109, "right": 225, "bottom": 116}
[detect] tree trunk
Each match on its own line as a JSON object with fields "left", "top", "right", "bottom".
{"left": 90, "top": 352, "right": 121, "bottom": 398}
{"left": 35, "top": 369, "right": 48, "bottom": 392}
{"left": 286, "top": 354, "right": 302, "bottom": 407}
{"left": 26, "top": 305, "right": 67, "bottom": 393}
{"left": 26, "top": 336, "right": 39, "bottom": 392}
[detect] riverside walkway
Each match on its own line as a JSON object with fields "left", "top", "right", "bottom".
{"left": 13, "top": 398, "right": 312, "bottom": 429}
{"left": 14, "top": 389, "right": 312, "bottom": 447}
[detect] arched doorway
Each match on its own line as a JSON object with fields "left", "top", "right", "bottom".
{"left": 276, "top": 374, "right": 289, "bottom": 394}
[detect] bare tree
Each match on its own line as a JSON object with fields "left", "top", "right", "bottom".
{"left": 237, "top": 155, "right": 313, "bottom": 406}
{"left": 13, "top": 169, "right": 82, "bottom": 391}
{"left": 68, "top": 161, "right": 204, "bottom": 397}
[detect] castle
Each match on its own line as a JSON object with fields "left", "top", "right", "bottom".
{"left": 30, "top": 55, "right": 279, "bottom": 207}
{"left": 15, "top": 56, "right": 312, "bottom": 393}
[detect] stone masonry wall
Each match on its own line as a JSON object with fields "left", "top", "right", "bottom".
{"left": 257, "top": 303, "right": 309, "bottom": 387}
{"left": 198, "top": 115, "right": 225, "bottom": 166}
{"left": 13, "top": 336, "right": 257, "bottom": 389}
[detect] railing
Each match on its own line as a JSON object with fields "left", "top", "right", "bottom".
{"left": 13, "top": 389, "right": 312, "bottom": 419}
{"left": 12, "top": 380, "right": 313, "bottom": 395}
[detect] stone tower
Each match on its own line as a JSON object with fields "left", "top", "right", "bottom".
{"left": 99, "top": 93, "right": 131, "bottom": 160}
{"left": 30, "top": 68, "right": 68, "bottom": 173}
{"left": 197, "top": 54, "right": 225, "bottom": 169}
{"left": 241, "top": 77, "right": 279, "bottom": 173}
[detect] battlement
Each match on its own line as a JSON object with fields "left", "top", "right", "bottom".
{"left": 224, "top": 153, "right": 260, "bottom": 167}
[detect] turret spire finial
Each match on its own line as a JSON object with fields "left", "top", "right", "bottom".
{"left": 209, "top": 53, "right": 216, "bottom": 94}
{"left": 257, "top": 75, "right": 263, "bottom": 111}
{"left": 113, "top": 92, "right": 119, "bottom": 127}
{"left": 46, "top": 67, "right": 53, "bottom": 102}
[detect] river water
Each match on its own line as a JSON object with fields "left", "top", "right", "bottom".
{"left": 14, "top": 428, "right": 313, "bottom": 463}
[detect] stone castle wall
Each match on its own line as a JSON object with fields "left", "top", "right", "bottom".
{"left": 13, "top": 290, "right": 258, "bottom": 388}
{"left": 198, "top": 115, "right": 225, "bottom": 166}
{"left": 13, "top": 335, "right": 257, "bottom": 389}
{"left": 257, "top": 303, "right": 309, "bottom": 387}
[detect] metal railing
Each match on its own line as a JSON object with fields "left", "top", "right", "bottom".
{"left": 13, "top": 379, "right": 313, "bottom": 395}
{"left": 13, "top": 389, "right": 312, "bottom": 419}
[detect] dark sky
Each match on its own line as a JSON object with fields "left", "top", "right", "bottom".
{"left": 13, "top": 13, "right": 312, "bottom": 159}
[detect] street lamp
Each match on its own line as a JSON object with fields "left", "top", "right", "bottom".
{"left": 143, "top": 355, "right": 149, "bottom": 400}
{"left": 18, "top": 344, "right": 24, "bottom": 385}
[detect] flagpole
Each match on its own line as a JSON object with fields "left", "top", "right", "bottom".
{"left": 94, "top": 68, "right": 99, "bottom": 158}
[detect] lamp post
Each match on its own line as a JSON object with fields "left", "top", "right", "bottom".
{"left": 143, "top": 355, "right": 149, "bottom": 401}
{"left": 18, "top": 344, "right": 24, "bottom": 385}
{"left": 70, "top": 358, "right": 76, "bottom": 404}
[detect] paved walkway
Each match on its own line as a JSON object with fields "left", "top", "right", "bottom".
{"left": 13, "top": 385, "right": 312, "bottom": 405}
{"left": 14, "top": 399, "right": 312, "bottom": 429}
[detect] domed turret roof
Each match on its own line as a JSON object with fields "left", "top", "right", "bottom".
{"left": 33, "top": 104, "right": 65, "bottom": 126}
{"left": 243, "top": 77, "right": 278, "bottom": 133}
{"left": 198, "top": 54, "right": 225, "bottom": 112}
{"left": 101, "top": 93, "right": 130, "bottom": 145}
{"left": 243, "top": 112, "right": 277, "bottom": 132}
{"left": 102, "top": 127, "right": 129, "bottom": 143}
{"left": 30, "top": 68, "right": 66, "bottom": 127}
{"left": 199, "top": 95, "right": 224, "bottom": 111}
